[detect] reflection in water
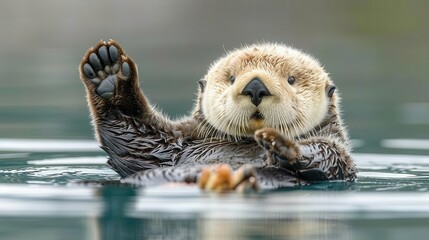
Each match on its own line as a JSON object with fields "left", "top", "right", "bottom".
{"left": 381, "top": 139, "right": 429, "bottom": 150}
{"left": 3, "top": 184, "right": 429, "bottom": 240}
{"left": 2, "top": 150, "right": 429, "bottom": 239}
{"left": 0, "top": 139, "right": 101, "bottom": 152}
{"left": 28, "top": 156, "right": 107, "bottom": 165}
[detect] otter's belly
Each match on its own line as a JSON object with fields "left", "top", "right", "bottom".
{"left": 177, "top": 140, "right": 267, "bottom": 169}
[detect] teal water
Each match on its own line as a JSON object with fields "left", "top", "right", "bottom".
{"left": 1, "top": 145, "right": 429, "bottom": 239}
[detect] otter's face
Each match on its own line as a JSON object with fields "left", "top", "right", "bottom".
{"left": 201, "top": 44, "right": 333, "bottom": 139}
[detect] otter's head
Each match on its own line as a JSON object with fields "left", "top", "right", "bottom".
{"left": 197, "top": 43, "right": 336, "bottom": 140}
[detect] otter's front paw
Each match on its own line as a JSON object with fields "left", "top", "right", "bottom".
{"left": 79, "top": 40, "right": 135, "bottom": 99}
{"left": 255, "top": 128, "right": 300, "bottom": 165}
{"left": 198, "top": 164, "right": 258, "bottom": 192}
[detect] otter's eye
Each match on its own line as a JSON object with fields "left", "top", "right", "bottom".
{"left": 287, "top": 76, "right": 296, "bottom": 85}
{"left": 229, "top": 76, "right": 236, "bottom": 83}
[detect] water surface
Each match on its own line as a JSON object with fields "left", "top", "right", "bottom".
{"left": 1, "top": 142, "right": 429, "bottom": 240}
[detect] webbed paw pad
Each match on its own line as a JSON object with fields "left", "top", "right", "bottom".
{"left": 81, "top": 40, "right": 133, "bottom": 99}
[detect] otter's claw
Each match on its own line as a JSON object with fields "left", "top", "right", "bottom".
{"left": 198, "top": 164, "right": 258, "bottom": 192}
{"left": 255, "top": 128, "right": 300, "bottom": 165}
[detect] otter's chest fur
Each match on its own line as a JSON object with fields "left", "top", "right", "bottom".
{"left": 178, "top": 139, "right": 267, "bottom": 168}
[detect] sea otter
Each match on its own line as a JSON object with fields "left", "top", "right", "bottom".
{"left": 79, "top": 40, "right": 356, "bottom": 190}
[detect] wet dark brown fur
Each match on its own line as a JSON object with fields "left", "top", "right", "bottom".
{"left": 79, "top": 40, "right": 357, "bottom": 189}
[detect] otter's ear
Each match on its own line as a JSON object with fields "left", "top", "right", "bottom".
{"left": 198, "top": 80, "right": 207, "bottom": 93}
{"left": 327, "top": 85, "right": 336, "bottom": 97}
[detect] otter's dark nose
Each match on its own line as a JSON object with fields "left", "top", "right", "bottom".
{"left": 241, "top": 77, "right": 271, "bottom": 106}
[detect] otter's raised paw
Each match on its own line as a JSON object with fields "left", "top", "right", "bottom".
{"left": 198, "top": 164, "right": 258, "bottom": 192}
{"left": 255, "top": 128, "right": 300, "bottom": 165}
{"left": 80, "top": 40, "right": 135, "bottom": 99}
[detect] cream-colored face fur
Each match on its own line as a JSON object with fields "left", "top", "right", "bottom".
{"left": 201, "top": 43, "right": 333, "bottom": 140}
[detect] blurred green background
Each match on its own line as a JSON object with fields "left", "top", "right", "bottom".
{"left": 0, "top": 0, "right": 428, "bottom": 154}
